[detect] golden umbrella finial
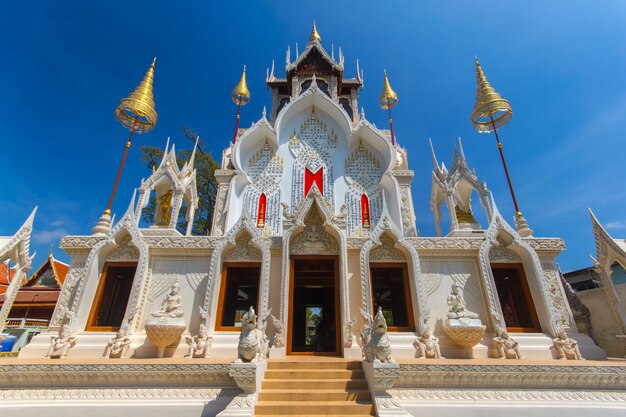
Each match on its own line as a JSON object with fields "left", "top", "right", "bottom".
{"left": 231, "top": 65, "right": 251, "bottom": 144}
{"left": 309, "top": 20, "right": 321, "bottom": 43}
{"left": 379, "top": 70, "right": 399, "bottom": 146}
{"left": 379, "top": 70, "right": 398, "bottom": 110}
{"left": 232, "top": 65, "right": 251, "bottom": 106}
{"left": 469, "top": 58, "right": 529, "bottom": 230}
{"left": 93, "top": 58, "right": 159, "bottom": 236}
{"left": 115, "top": 57, "right": 158, "bottom": 133}
{"left": 470, "top": 57, "right": 512, "bottom": 133}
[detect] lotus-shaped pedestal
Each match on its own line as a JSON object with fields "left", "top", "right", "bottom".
{"left": 444, "top": 317, "right": 486, "bottom": 349}
{"left": 145, "top": 318, "right": 186, "bottom": 358}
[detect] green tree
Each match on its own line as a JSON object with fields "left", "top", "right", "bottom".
{"left": 140, "top": 128, "right": 219, "bottom": 235}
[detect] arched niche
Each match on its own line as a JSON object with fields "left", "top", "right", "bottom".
{"left": 202, "top": 217, "right": 271, "bottom": 333}
{"left": 72, "top": 206, "right": 149, "bottom": 333}
{"left": 359, "top": 216, "right": 427, "bottom": 334}
{"left": 478, "top": 212, "right": 568, "bottom": 336}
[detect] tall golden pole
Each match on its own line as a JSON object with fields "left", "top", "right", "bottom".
{"left": 231, "top": 65, "right": 250, "bottom": 144}
{"left": 93, "top": 58, "right": 158, "bottom": 236}
{"left": 379, "top": 70, "right": 399, "bottom": 146}
{"left": 470, "top": 58, "right": 532, "bottom": 236}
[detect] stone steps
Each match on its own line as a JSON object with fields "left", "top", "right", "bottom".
{"left": 254, "top": 359, "right": 375, "bottom": 416}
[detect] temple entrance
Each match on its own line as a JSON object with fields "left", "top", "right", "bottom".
{"left": 288, "top": 257, "right": 340, "bottom": 355}
{"left": 491, "top": 263, "right": 541, "bottom": 332}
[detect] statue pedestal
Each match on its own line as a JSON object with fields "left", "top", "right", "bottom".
{"left": 268, "top": 347, "right": 286, "bottom": 359}
{"left": 444, "top": 317, "right": 486, "bottom": 356}
{"left": 363, "top": 361, "right": 411, "bottom": 416}
{"left": 144, "top": 317, "right": 186, "bottom": 358}
{"left": 217, "top": 361, "right": 267, "bottom": 417}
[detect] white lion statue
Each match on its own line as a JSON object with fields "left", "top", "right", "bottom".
{"left": 362, "top": 307, "right": 395, "bottom": 364}
{"left": 236, "top": 306, "right": 268, "bottom": 363}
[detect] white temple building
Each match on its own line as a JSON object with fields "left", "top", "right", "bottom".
{"left": 2, "top": 25, "right": 625, "bottom": 417}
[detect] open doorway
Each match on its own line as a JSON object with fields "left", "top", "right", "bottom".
{"left": 288, "top": 257, "right": 340, "bottom": 354}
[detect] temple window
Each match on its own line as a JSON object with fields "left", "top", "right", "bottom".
{"left": 370, "top": 264, "right": 414, "bottom": 331}
{"left": 256, "top": 193, "right": 267, "bottom": 228}
{"left": 216, "top": 264, "right": 261, "bottom": 331}
{"left": 87, "top": 263, "right": 137, "bottom": 331}
{"left": 361, "top": 194, "right": 371, "bottom": 229}
{"left": 339, "top": 97, "right": 353, "bottom": 120}
{"left": 491, "top": 263, "right": 541, "bottom": 332}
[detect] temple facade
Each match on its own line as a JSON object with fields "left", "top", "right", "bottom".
{"left": 4, "top": 26, "right": 625, "bottom": 417}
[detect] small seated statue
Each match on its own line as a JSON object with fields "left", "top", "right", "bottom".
{"left": 447, "top": 283, "right": 479, "bottom": 319}
{"left": 102, "top": 327, "right": 132, "bottom": 359}
{"left": 414, "top": 329, "right": 443, "bottom": 359}
{"left": 46, "top": 326, "right": 76, "bottom": 359}
{"left": 152, "top": 281, "right": 184, "bottom": 318}
{"left": 237, "top": 306, "right": 268, "bottom": 363}
{"left": 186, "top": 324, "right": 212, "bottom": 358}
{"left": 362, "top": 307, "right": 395, "bottom": 364}
{"left": 494, "top": 331, "right": 522, "bottom": 359}
{"left": 553, "top": 331, "right": 583, "bottom": 360}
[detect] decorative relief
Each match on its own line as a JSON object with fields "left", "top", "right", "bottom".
{"left": 223, "top": 232, "right": 262, "bottom": 262}
{"left": 0, "top": 363, "right": 234, "bottom": 387}
{"left": 370, "top": 235, "right": 406, "bottom": 262}
{"left": 290, "top": 209, "right": 338, "bottom": 255}
{"left": 60, "top": 236, "right": 105, "bottom": 250}
{"left": 0, "top": 388, "right": 232, "bottom": 401}
{"left": 107, "top": 239, "right": 140, "bottom": 261}
{"left": 489, "top": 244, "right": 521, "bottom": 263}
{"left": 51, "top": 261, "right": 85, "bottom": 326}
{"left": 143, "top": 236, "right": 217, "bottom": 249}
{"left": 289, "top": 108, "right": 336, "bottom": 209}
{"left": 542, "top": 262, "right": 573, "bottom": 329}
{"left": 411, "top": 238, "right": 482, "bottom": 251}
{"left": 345, "top": 140, "right": 383, "bottom": 237}
{"left": 396, "top": 363, "right": 626, "bottom": 389}
{"left": 387, "top": 389, "right": 626, "bottom": 402}
{"left": 400, "top": 186, "right": 416, "bottom": 237}
{"left": 244, "top": 140, "right": 283, "bottom": 236}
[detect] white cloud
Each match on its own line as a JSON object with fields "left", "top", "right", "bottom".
{"left": 50, "top": 219, "right": 64, "bottom": 227}
{"left": 32, "top": 228, "right": 68, "bottom": 244}
{"left": 606, "top": 221, "right": 626, "bottom": 230}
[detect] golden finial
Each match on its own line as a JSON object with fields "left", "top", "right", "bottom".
{"left": 115, "top": 57, "right": 158, "bottom": 133}
{"left": 309, "top": 21, "right": 321, "bottom": 43}
{"left": 470, "top": 57, "right": 512, "bottom": 133}
{"left": 379, "top": 70, "right": 398, "bottom": 109}
{"left": 232, "top": 65, "right": 251, "bottom": 106}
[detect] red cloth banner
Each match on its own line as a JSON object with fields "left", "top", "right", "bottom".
{"left": 304, "top": 167, "right": 324, "bottom": 196}
{"left": 256, "top": 193, "right": 267, "bottom": 228}
{"left": 361, "top": 193, "right": 371, "bottom": 228}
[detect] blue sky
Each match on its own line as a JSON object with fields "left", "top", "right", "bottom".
{"left": 1, "top": 1, "right": 625, "bottom": 272}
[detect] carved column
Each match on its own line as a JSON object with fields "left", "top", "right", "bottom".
{"left": 211, "top": 170, "right": 236, "bottom": 236}
{"left": 291, "top": 76, "right": 301, "bottom": 99}
{"left": 351, "top": 89, "right": 359, "bottom": 122}
{"left": 445, "top": 192, "right": 459, "bottom": 233}
{"left": 330, "top": 76, "right": 338, "bottom": 102}
{"left": 185, "top": 204, "right": 196, "bottom": 236}
{"left": 168, "top": 191, "right": 184, "bottom": 229}
{"left": 392, "top": 170, "right": 417, "bottom": 237}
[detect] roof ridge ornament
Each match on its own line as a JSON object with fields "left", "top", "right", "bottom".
{"left": 379, "top": 70, "right": 399, "bottom": 146}
{"left": 309, "top": 20, "right": 321, "bottom": 43}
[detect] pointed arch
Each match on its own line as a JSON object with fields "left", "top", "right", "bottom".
{"left": 477, "top": 209, "right": 569, "bottom": 336}
{"left": 359, "top": 214, "right": 428, "bottom": 334}
{"left": 279, "top": 187, "right": 349, "bottom": 346}
{"left": 69, "top": 196, "right": 150, "bottom": 333}
{"left": 256, "top": 193, "right": 267, "bottom": 228}
{"left": 202, "top": 215, "right": 271, "bottom": 332}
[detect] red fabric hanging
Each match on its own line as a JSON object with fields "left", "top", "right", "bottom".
{"left": 361, "top": 194, "right": 371, "bottom": 228}
{"left": 304, "top": 167, "right": 324, "bottom": 196}
{"left": 256, "top": 193, "right": 267, "bottom": 228}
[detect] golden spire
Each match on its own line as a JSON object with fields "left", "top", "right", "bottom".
{"left": 379, "top": 70, "right": 398, "bottom": 109}
{"left": 470, "top": 57, "right": 512, "bottom": 133}
{"left": 232, "top": 65, "right": 251, "bottom": 106}
{"left": 309, "top": 21, "right": 321, "bottom": 43}
{"left": 115, "top": 57, "right": 158, "bottom": 133}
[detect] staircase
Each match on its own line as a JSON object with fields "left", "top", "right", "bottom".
{"left": 254, "top": 358, "right": 375, "bottom": 416}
